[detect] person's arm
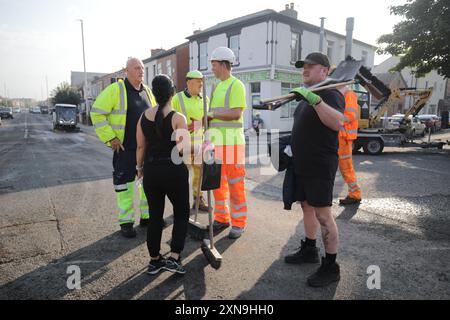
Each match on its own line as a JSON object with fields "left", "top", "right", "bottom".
{"left": 207, "top": 108, "right": 243, "bottom": 121}
{"left": 136, "top": 114, "right": 146, "bottom": 179}
{"left": 291, "top": 87, "right": 344, "bottom": 132}
{"left": 173, "top": 113, "right": 201, "bottom": 155}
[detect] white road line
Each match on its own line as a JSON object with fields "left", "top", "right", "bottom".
{"left": 24, "top": 112, "right": 29, "bottom": 139}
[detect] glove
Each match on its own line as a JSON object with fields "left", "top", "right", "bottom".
{"left": 290, "top": 87, "right": 322, "bottom": 106}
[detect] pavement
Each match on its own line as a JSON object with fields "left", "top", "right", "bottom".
{"left": 0, "top": 112, "right": 449, "bottom": 300}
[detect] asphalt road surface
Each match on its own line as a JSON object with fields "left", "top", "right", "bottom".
{"left": 1, "top": 112, "right": 449, "bottom": 299}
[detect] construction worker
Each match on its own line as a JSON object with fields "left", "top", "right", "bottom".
{"left": 206, "top": 47, "right": 247, "bottom": 239}
{"left": 284, "top": 52, "right": 345, "bottom": 287}
{"left": 338, "top": 85, "right": 362, "bottom": 205}
{"left": 171, "top": 70, "right": 209, "bottom": 212}
{"left": 90, "top": 57, "right": 156, "bottom": 238}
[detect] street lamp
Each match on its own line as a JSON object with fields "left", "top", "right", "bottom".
{"left": 77, "top": 19, "right": 89, "bottom": 124}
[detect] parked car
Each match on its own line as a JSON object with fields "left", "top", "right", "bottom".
{"left": 13, "top": 107, "right": 21, "bottom": 113}
{"left": 30, "top": 106, "right": 41, "bottom": 114}
{"left": 418, "top": 114, "right": 441, "bottom": 133}
{"left": 386, "top": 114, "right": 426, "bottom": 136}
{"left": 0, "top": 106, "right": 14, "bottom": 119}
{"left": 40, "top": 105, "right": 49, "bottom": 114}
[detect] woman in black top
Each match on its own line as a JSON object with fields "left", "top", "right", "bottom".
{"left": 136, "top": 75, "right": 196, "bottom": 275}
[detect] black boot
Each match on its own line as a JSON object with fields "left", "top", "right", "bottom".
{"left": 120, "top": 223, "right": 136, "bottom": 238}
{"left": 139, "top": 218, "right": 150, "bottom": 227}
{"left": 284, "top": 240, "right": 320, "bottom": 264}
{"left": 307, "top": 257, "right": 340, "bottom": 287}
{"left": 339, "top": 196, "right": 361, "bottom": 205}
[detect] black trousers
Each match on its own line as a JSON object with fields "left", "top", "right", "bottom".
{"left": 143, "top": 162, "right": 190, "bottom": 258}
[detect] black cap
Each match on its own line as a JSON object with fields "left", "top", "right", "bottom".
{"left": 295, "top": 52, "right": 330, "bottom": 68}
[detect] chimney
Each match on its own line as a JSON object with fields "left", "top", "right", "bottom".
{"left": 193, "top": 29, "right": 202, "bottom": 34}
{"left": 279, "top": 3, "right": 298, "bottom": 19}
{"left": 151, "top": 48, "right": 165, "bottom": 57}
{"left": 345, "top": 17, "right": 354, "bottom": 58}
{"left": 319, "top": 17, "right": 326, "bottom": 53}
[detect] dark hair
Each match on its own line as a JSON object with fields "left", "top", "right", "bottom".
{"left": 151, "top": 74, "right": 175, "bottom": 137}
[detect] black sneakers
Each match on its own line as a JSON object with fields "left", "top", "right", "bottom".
{"left": 284, "top": 240, "right": 320, "bottom": 264}
{"left": 307, "top": 257, "right": 341, "bottom": 287}
{"left": 120, "top": 223, "right": 136, "bottom": 238}
{"left": 164, "top": 257, "right": 186, "bottom": 275}
{"left": 147, "top": 256, "right": 167, "bottom": 275}
{"left": 339, "top": 196, "right": 361, "bottom": 205}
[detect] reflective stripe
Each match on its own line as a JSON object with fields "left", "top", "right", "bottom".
{"left": 177, "top": 92, "right": 187, "bottom": 116}
{"left": 119, "top": 215, "right": 134, "bottom": 223}
{"left": 91, "top": 108, "right": 109, "bottom": 115}
{"left": 94, "top": 120, "right": 110, "bottom": 129}
{"left": 193, "top": 136, "right": 203, "bottom": 141}
{"left": 215, "top": 201, "right": 226, "bottom": 206}
{"left": 228, "top": 176, "right": 244, "bottom": 185}
{"left": 211, "top": 107, "right": 227, "bottom": 112}
{"left": 224, "top": 79, "right": 237, "bottom": 109}
{"left": 343, "top": 116, "right": 350, "bottom": 123}
{"left": 340, "top": 154, "right": 352, "bottom": 160}
{"left": 214, "top": 209, "right": 228, "bottom": 214}
{"left": 231, "top": 202, "right": 247, "bottom": 211}
{"left": 115, "top": 184, "right": 128, "bottom": 191}
{"left": 346, "top": 129, "right": 358, "bottom": 134}
{"left": 209, "top": 122, "right": 243, "bottom": 128}
{"left": 118, "top": 81, "right": 125, "bottom": 111}
{"left": 111, "top": 125, "right": 125, "bottom": 131}
{"left": 111, "top": 109, "right": 127, "bottom": 115}
{"left": 231, "top": 212, "right": 247, "bottom": 218}
{"left": 209, "top": 84, "right": 217, "bottom": 110}
{"left": 346, "top": 107, "right": 358, "bottom": 114}
{"left": 143, "top": 88, "right": 154, "bottom": 108}
{"left": 349, "top": 182, "right": 358, "bottom": 188}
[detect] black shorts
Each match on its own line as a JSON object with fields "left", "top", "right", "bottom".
{"left": 294, "top": 175, "right": 334, "bottom": 207}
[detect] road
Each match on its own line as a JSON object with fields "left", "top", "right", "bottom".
{"left": 1, "top": 112, "right": 449, "bottom": 300}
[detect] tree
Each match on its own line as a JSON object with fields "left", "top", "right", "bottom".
{"left": 51, "top": 82, "right": 82, "bottom": 105}
{"left": 377, "top": 0, "right": 450, "bottom": 78}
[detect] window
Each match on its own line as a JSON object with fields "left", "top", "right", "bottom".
{"left": 157, "top": 63, "right": 162, "bottom": 75}
{"left": 229, "top": 34, "right": 240, "bottom": 64}
{"left": 291, "top": 32, "right": 300, "bottom": 63}
{"left": 327, "top": 41, "right": 334, "bottom": 62}
{"left": 166, "top": 60, "right": 172, "bottom": 77}
{"left": 250, "top": 83, "right": 261, "bottom": 116}
{"left": 199, "top": 42, "right": 208, "bottom": 70}
{"left": 361, "top": 50, "right": 368, "bottom": 66}
{"left": 281, "top": 83, "right": 301, "bottom": 118}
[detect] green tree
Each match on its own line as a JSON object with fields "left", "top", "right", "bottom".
{"left": 377, "top": 0, "right": 450, "bottom": 78}
{"left": 51, "top": 82, "right": 82, "bottom": 105}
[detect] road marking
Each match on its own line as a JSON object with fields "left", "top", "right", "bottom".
{"left": 24, "top": 112, "right": 29, "bottom": 139}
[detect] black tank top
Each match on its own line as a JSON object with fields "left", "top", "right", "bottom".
{"left": 140, "top": 110, "right": 177, "bottom": 162}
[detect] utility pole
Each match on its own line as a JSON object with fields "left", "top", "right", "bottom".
{"left": 78, "top": 19, "right": 89, "bottom": 124}
{"left": 319, "top": 17, "right": 326, "bottom": 53}
{"left": 45, "top": 75, "right": 49, "bottom": 106}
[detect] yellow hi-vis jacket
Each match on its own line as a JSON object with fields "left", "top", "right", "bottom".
{"left": 90, "top": 79, "right": 156, "bottom": 147}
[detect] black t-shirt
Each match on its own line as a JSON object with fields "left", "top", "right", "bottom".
{"left": 123, "top": 78, "right": 152, "bottom": 149}
{"left": 291, "top": 89, "right": 345, "bottom": 180}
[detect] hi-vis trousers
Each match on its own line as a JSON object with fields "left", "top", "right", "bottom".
{"left": 338, "top": 137, "right": 361, "bottom": 200}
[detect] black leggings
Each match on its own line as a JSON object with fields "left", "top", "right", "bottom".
{"left": 143, "top": 162, "right": 190, "bottom": 258}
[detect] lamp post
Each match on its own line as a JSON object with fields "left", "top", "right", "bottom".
{"left": 77, "top": 19, "right": 89, "bottom": 124}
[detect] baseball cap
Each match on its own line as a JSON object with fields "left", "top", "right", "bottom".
{"left": 295, "top": 52, "right": 331, "bottom": 68}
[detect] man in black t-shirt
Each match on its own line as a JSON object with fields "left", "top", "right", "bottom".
{"left": 284, "top": 52, "right": 345, "bottom": 288}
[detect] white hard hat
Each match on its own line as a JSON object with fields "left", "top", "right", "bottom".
{"left": 210, "top": 47, "right": 235, "bottom": 64}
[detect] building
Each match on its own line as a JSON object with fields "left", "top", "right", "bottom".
{"left": 186, "top": 5, "right": 377, "bottom": 132}
{"left": 373, "top": 56, "right": 448, "bottom": 115}
{"left": 372, "top": 72, "right": 407, "bottom": 116}
{"left": 143, "top": 43, "right": 190, "bottom": 91}
{"left": 89, "top": 69, "right": 127, "bottom": 101}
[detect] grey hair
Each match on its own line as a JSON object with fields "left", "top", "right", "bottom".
{"left": 126, "top": 57, "right": 142, "bottom": 69}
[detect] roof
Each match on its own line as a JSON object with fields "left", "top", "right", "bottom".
{"left": 142, "top": 42, "right": 189, "bottom": 64}
{"left": 374, "top": 72, "right": 406, "bottom": 86}
{"left": 186, "top": 9, "right": 377, "bottom": 49}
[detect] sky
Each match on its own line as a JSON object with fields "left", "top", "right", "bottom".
{"left": 0, "top": 0, "right": 406, "bottom": 100}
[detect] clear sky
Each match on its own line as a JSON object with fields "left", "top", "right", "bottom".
{"left": 0, "top": 0, "right": 405, "bottom": 99}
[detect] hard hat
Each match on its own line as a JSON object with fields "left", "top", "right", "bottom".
{"left": 210, "top": 47, "right": 235, "bottom": 64}
{"left": 186, "top": 70, "right": 204, "bottom": 79}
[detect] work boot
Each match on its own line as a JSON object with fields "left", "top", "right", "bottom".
{"left": 284, "top": 240, "right": 320, "bottom": 264}
{"left": 212, "top": 220, "right": 230, "bottom": 232}
{"left": 228, "top": 226, "right": 245, "bottom": 239}
{"left": 193, "top": 195, "right": 209, "bottom": 212}
{"left": 120, "top": 223, "right": 136, "bottom": 238}
{"left": 139, "top": 218, "right": 150, "bottom": 227}
{"left": 307, "top": 257, "right": 341, "bottom": 287}
{"left": 339, "top": 196, "right": 361, "bottom": 206}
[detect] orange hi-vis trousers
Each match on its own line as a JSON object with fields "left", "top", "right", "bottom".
{"left": 338, "top": 137, "right": 361, "bottom": 200}
{"left": 213, "top": 145, "right": 247, "bottom": 229}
